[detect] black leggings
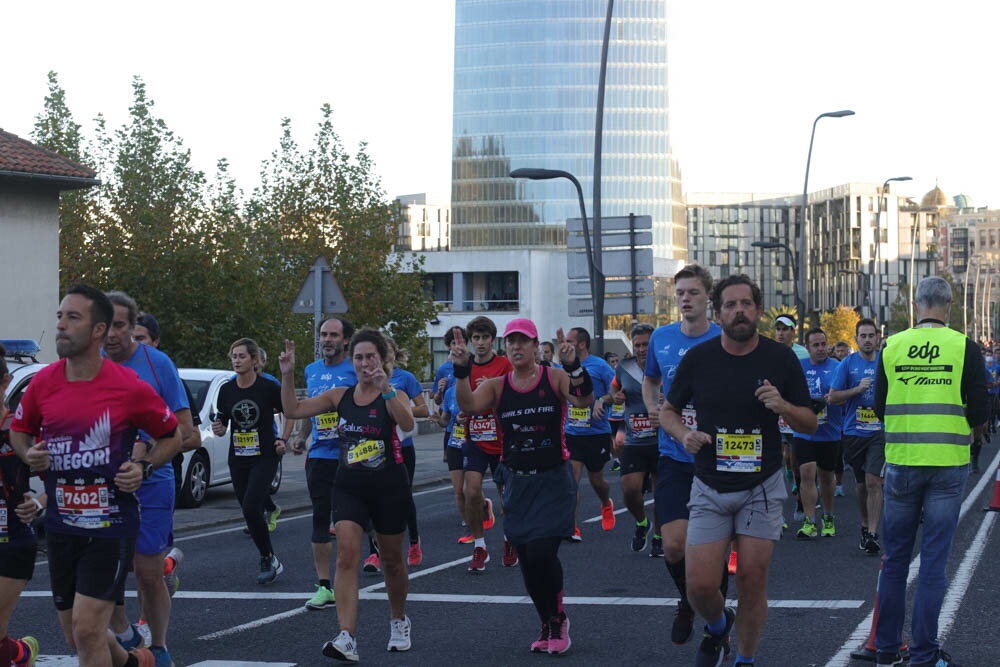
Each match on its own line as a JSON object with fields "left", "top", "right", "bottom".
{"left": 516, "top": 536, "right": 564, "bottom": 622}
{"left": 231, "top": 458, "right": 279, "bottom": 558}
{"left": 403, "top": 446, "right": 419, "bottom": 542}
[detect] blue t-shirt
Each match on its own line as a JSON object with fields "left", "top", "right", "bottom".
{"left": 119, "top": 343, "right": 189, "bottom": 485}
{"left": 794, "top": 356, "right": 841, "bottom": 441}
{"left": 390, "top": 368, "right": 424, "bottom": 447}
{"left": 304, "top": 357, "right": 357, "bottom": 459}
{"left": 441, "top": 385, "right": 466, "bottom": 448}
{"left": 644, "top": 322, "right": 722, "bottom": 462}
{"left": 564, "top": 355, "right": 615, "bottom": 436}
{"left": 831, "top": 352, "right": 882, "bottom": 437}
{"left": 434, "top": 361, "right": 456, "bottom": 395}
{"left": 986, "top": 361, "right": 999, "bottom": 396}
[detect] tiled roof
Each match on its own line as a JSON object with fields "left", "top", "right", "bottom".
{"left": 0, "top": 128, "right": 97, "bottom": 181}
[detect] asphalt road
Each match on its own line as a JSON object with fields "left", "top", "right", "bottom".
{"left": 12, "top": 430, "right": 1000, "bottom": 666}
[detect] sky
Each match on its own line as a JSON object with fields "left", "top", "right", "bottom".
{"left": 4, "top": 1, "right": 998, "bottom": 209}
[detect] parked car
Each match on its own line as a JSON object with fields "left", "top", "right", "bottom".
{"left": 177, "top": 368, "right": 282, "bottom": 508}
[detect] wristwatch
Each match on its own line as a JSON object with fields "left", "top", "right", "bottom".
{"left": 138, "top": 460, "right": 154, "bottom": 480}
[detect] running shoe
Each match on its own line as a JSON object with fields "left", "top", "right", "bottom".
{"left": 876, "top": 652, "right": 906, "bottom": 666}
{"left": 128, "top": 648, "right": 156, "bottom": 667}
{"left": 630, "top": 521, "right": 650, "bottom": 552}
{"left": 530, "top": 622, "right": 549, "bottom": 653}
{"left": 150, "top": 646, "right": 173, "bottom": 667}
{"left": 611, "top": 458, "right": 621, "bottom": 472}
{"left": 117, "top": 623, "right": 145, "bottom": 650}
{"left": 136, "top": 620, "right": 152, "bottom": 648}
{"left": 694, "top": 607, "right": 735, "bottom": 667}
{"left": 835, "top": 484, "right": 845, "bottom": 497}
{"left": 793, "top": 509, "right": 805, "bottom": 522}
{"left": 601, "top": 499, "right": 616, "bottom": 531}
{"left": 13, "top": 636, "right": 38, "bottom": 667}
{"left": 483, "top": 498, "right": 495, "bottom": 531}
{"left": 363, "top": 553, "right": 381, "bottom": 573}
{"left": 306, "top": 584, "right": 336, "bottom": 610}
{"left": 865, "top": 532, "right": 882, "bottom": 556}
{"left": 267, "top": 504, "right": 282, "bottom": 532}
{"left": 257, "top": 554, "right": 283, "bottom": 585}
{"left": 727, "top": 550, "right": 738, "bottom": 575}
{"left": 502, "top": 539, "right": 519, "bottom": 567}
{"left": 570, "top": 526, "right": 583, "bottom": 542}
{"left": 163, "top": 546, "right": 183, "bottom": 597}
{"left": 859, "top": 527, "right": 870, "bottom": 551}
{"left": 791, "top": 481, "right": 799, "bottom": 495}
{"left": 821, "top": 513, "right": 836, "bottom": 537}
{"left": 387, "top": 616, "right": 412, "bottom": 652}
{"left": 407, "top": 539, "right": 422, "bottom": 567}
{"left": 329, "top": 523, "right": 337, "bottom": 537}
{"left": 649, "top": 535, "right": 664, "bottom": 558}
{"left": 547, "top": 612, "right": 571, "bottom": 655}
{"left": 457, "top": 533, "right": 475, "bottom": 544}
{"left": 911, "top": 649, "right": 962, "bottom": 667}
{"left": 797, "top": 517, "right": 818, "bottom": 540}
{"left": 468, "top": 546, "right": 489, "bottom": 572}
{"left": 672, "top": 600, "right": 695, "bottom": 645}
{"left": 323, "top": 630, "right": 359, "bottom": 662}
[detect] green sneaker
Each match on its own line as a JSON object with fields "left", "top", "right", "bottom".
{"left": 305, "top": 584, "right": 336, "bottom": 610}
{"left": 797, "top": 517, "right": 817, "bottom": 540}
{"left": 268, "top": 505, "right": 282, "bottom": 532}
{"left": 821, "top": 513, "right": 836, "bottom": 537}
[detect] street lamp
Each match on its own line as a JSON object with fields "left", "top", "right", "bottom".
{"left": 752, "top": 240, "right": 805, "bottom": 326}
{"left": 872, "top": 175, "right": 911, "bottom": 325}
{"left": 799, "top": 110, "right": 854, "bottom": 342}
{"left": 510, "top": 167, "right": 605, "bottom": 351}
{"left": 838, "top": 268, "right": 871, "bottom": 316}
{"left": 964, "top": 255, "right": 977, "bottom": 337}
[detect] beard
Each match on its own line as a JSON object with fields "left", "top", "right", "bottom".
{"left": 722, "top": 316, "right": 757, "bottom": 343}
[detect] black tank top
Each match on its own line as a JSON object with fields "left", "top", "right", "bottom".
{"left": 498, "top": 366, "right": 569, "bottom": 472}
{"left": 336, "top": 386, "right": 401, "bottom": 472}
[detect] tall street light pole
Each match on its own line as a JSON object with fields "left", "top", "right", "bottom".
{"left": 752, "top": 240, "right": 804, "bottom": 324}
{"left": 510, "top": 167, "right": 605, "bottom": 347}
{"left": 591, "top": 0, "right": 614, "bottom": 356}
{"left": 963, "top": 255, "right": 977, "bottom": 337}
{"left": 873, "top": 175, "right": 911, "bottom": 326}
{"left": 800, "top": 109, "right": 854, "bottom": 344}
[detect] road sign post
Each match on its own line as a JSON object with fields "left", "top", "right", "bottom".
{"left": 292, "top": 256, "right": 348, "bottom": 359}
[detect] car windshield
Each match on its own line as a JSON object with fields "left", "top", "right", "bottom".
{"left": 183, "top": 379, "right": 211, "bottom": 414}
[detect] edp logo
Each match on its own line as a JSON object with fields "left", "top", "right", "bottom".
{"left": 907, "top": 342, "right": 940, "bottom": 364}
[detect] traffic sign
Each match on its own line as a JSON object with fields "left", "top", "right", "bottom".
{"left": 567, "top": 278, "right": 653, "bottom": 296}
{"left": 292, "top": 257, "right": 348, "bottom": 314}
{"left": 569, "top": 294, "right": 655, "bottom": 317}
{"left": 568, "top": 248, "right": 652, "bottom": 280}
{"left": 567, "top": 231, "right": 652, "bottom": 249}
{"left": 566, "top": 215, "right": 652, "bottom": 233}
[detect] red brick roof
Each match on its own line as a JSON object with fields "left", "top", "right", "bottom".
{"left": 0, "top": 128, "right": 97, "bottom": 181}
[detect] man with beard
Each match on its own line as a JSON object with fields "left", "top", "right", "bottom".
{"left": 291, "top": 316, "right": 358, "bottom": 609}
{"left": 661, "top": 274, "right": 815, "bottom": 667}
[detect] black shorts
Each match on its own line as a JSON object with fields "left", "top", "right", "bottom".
{"left": 620, "top": 443, "right": 659, "bottom": 476}
{"left": 792, "top": 438, "right": 840, "bottom": 472}
{"left": 47, "top": 532, "right": 134, "bottom": 611}
{"left": 654, "top": 455, "right": 695, "bottom": 524}
{"left": 842, "top": 433, "right": 886, "bottom": 482}
{"left": 462, "top": 440, "right": 501, "bottom": 477}
{"left": 567, "top": 433, "right": 611, "bottom": 472}
{"left": 446, "top": 446, "right": 464, "bottom": 472}
{"left": 307, "top": 458, "right": 339, "bottom": 543}
{"left": 0, "top": 544, "right": 37, "bottom": 581}
{"left": 333, "top": 464, "right": 412, "bottom": 535}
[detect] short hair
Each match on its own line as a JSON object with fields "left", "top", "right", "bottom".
{"left": 229, "top": 337, "right": 260, "bottom": 361}
{"left": 631, "top": 323, "right": 654, "bottom": 339}
{"left": 466, "top": 316, "right": 497, "bottom": 339}
{"left": 604, "top": 352, "right": 618, "bottom": 362}
{"left": 318, "top": 316, "right": 355, "bottom": 340}
{"left": 915, "top": 276, "right": 953, "bottom": 309}
{"left": 444, "top": 326, "right": 458, "bottom": 347}
{"left": 805, "top": 328, "right": 827, "bottom": 345}
{"left": 856, "top": 317, "right": 878, "bottom": 335}
{"left": 674, "top": 264, "right": 714, "bottom": 293}
{"left": 66, "top": 284, "right": 113, "bottom": 333}
{"left": 105, "top": 291, "right": 138, "bottom": 327}
{"left": 835, "top": 341, "right": 850, "bottom": 349}
{"left": 710, "top": 274, "right": 762, "bottom": 314}
{"left": 349, "top": 327, "right": 393, "bottom": 375}
{"left": 540, "top": 341, "right": 555, "bottom": 353}
{"left": 570, "top": 327, "right": 592, "bottom": 350}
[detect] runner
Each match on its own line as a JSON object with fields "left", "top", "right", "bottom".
{"left": 280, "top": 329, "right": 415, "bottom": 662}
{"left": 103, "top": 292, "right": 199, "bottom": 667}
{"left": 661, "top": 274, "right": 815, "bottom": 667}
{"left": 774, "top": 315, "right": 807, "bottom": 522}
{"left": 641, "top": 264, "right": 724, "bottom": 644}
{"left": 292, "top": 316, "right": 357, "bottom": 611}
{"left": 432, "top": 328, "right": 459, "bottom": 457}
{"left": 828, "top": 318, "right": 885, "bottom": 554}
{"left": 453, "top": 320, "right": 592, "bottom": 655}
{"left": 563, "top": 327, "right": 616, "bottom": 539}
{"left": 212, "top": 337, "right": 287, "bottom": 585}
{"left": 434, "top": 382, "right": 468, "bottom": 539}
{"left": 9, "top": 284, "right": 181, "bottom": 667}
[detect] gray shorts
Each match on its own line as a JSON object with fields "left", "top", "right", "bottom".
{"left": 687, "top": 470, "right": 788, "bottom": 545}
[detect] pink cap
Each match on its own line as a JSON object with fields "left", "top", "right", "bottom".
{"left": 503, "top": 318, "right": 539, "bottom": 340}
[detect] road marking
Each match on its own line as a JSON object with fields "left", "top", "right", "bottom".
{"left": 198, "top": 606, "right": 308, "bottom": 640}
{"left": 37, "top": 658, "right": 297, "bottom": 666}
{"left": 825, "top": 448, "right": 1000, "bottom": 666}
{"left": 582, "top": 498, "right": 654, "bottom": 523}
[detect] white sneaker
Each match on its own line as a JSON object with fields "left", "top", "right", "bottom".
{"left": 323, "top": 630, "right": 359, "bottom": 662}
{"left": 387, "top": 615, "right": 412, "bottom": 652}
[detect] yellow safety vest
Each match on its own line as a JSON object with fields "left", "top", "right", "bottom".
{"left": 882, "top": 326, "right": 970, "bottom": 466}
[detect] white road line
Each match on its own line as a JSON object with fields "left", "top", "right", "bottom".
{"left": 826, "top": 449, "right": 1000, "bottom": 666}
{"left": 360, "top": 555, "right": 471, "bottom": 592}
{"left": 936, "top": 508, "right": 998, "bottom": 639}
{"left": 198, "top": 606, "right": 308, "bottom": 640}
{"left": 38, "top": 660, "right": 296, "bottom": 666}
{"left": 582, "top": 498, "right": 654, "bottom": 523}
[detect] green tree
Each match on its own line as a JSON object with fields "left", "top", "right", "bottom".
{"left": 759, "top": 305, "right": 797, "bottom": 341}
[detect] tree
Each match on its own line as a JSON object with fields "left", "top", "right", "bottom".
{"left": 759, "top": 305, "right": 797, "bottom": 341}
{"left": 819, "top": 306, "right": 860, "bottom": 351}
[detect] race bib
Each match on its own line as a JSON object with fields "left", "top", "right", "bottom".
{"left": 610, "top": 401, "right": 626, "bottom": 419}
{"left": 715, "top": 432, "right": 762, "bottom": 473}
{"left": 234, "top": 431, "right": 261, "bottom": 456}
{"left": 316, "top": 411, "right": 340, "bottom": 441}
{"left": 568, "top": 406, "right": 591, "bottom": 429}
{"left": 816, "top": 406, "right": 828, "bottom": 426}
{"left": 855, "top": 407, "right": 881, "bottom": 432}
{"left": 346, "top": 439, "right": 386, "bottom": 467}
{"left": 469, "top": 415, "right": 498, "bottom": 442}
{"left": 681, "top": 405, "right": 697, "bottom": 430}
{"left": 450, "top": 424, "right": 466, "bottom": 448}
{"left": 55, "top": 481, "right": 111, "bottom": 529}
{"left": 628, "top": 414, "right": 656, "bottom": 439}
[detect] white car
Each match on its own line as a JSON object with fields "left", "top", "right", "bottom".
{"left": 177, "top": 368, "right": 282, "bottom": 508}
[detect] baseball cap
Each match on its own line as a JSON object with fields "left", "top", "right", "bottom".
{"left": 775, "top": 315, "right": 796, "bottom": 328}
{"left": 136, "top": 312, "right": 161, "bottom": 340}
{"left": 503, "top": 318, "right": 539, "bottom": 340}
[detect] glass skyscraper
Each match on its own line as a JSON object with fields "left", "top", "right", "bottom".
{"left": 452, "top": 0, "right": 685, "bottom": 261}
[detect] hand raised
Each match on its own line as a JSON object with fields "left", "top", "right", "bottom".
{"left": 278, "top": 339, "right": 296, "bottom": 375}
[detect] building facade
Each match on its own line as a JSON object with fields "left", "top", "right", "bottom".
{"left": 394, "top": 193, "right": 450, "bottom": 252}
{"left": 940, "top": 200, "right": 1000, "bottom": 341}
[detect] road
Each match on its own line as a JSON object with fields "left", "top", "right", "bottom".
{"left": 13, "top": 429, "right": 1000, "bottom": 666}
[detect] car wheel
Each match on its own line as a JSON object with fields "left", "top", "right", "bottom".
{"left": 179, "top": 451, "right": 210, "bottom": 508}
{"left": 269, "top": 458, "right": 282, "bottom": 495}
